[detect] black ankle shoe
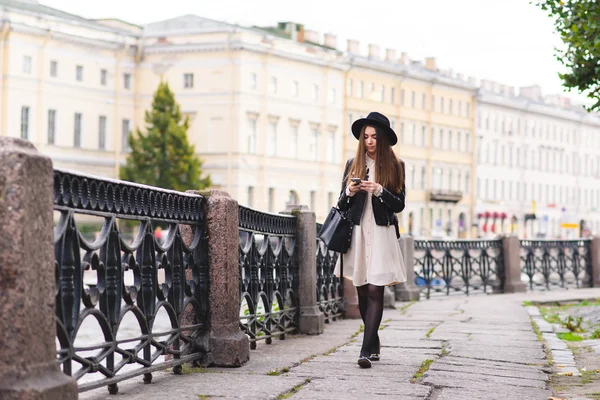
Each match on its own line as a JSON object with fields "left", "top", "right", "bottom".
{"left": 357, "top": 356, "right": 372, "bottom": 368}
{"left": 369, "top": 341, "right": 382, "bottom": 361}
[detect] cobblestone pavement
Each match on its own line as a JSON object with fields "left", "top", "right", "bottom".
{"left": 79, "top": 289, "right": 600, "bottom": 400}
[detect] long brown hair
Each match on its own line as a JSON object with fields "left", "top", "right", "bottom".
{"left": 345, "top": 125, "right": 404, "bottom": 192}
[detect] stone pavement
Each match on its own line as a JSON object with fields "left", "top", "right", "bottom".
{"left": 80, "top": 288, "right": 600, "bottom": 400}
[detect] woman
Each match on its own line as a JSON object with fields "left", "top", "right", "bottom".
{"left": 334, "top": 111, "right": 407, "bottom": 369}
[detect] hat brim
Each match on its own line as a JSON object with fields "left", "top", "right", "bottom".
{"left": 351, "top": 118, "right": 398, "bottom": 146}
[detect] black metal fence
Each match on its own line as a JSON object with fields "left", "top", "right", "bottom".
{"left": 238, "top": 206, "right": 298, "bottom": 349}
{"left": 53, "top": 169, "right": 209, "bottom": 394}
{"left": 413, "top": 239, "right": 504, "bottom": 299}
{"left": 520, "top": 239, "right": 592, "bottom": 290}
{"left": 316, "top": 223, "right": 344, "bottom": 323}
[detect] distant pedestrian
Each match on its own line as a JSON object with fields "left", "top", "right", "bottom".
{"left": 334, "top": 111, "right": 407, "bottom": 368}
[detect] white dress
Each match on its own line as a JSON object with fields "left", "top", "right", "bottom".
{"left": 334, "top": 155, "right": 407, "bottom": 287}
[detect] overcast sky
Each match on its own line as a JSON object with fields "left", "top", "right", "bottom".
{"left": 41, "top": 0, "right": 585, "bottom": 104}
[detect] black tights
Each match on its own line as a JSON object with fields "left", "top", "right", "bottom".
{"left": 356, "top": 284, "right": 384, "bottom": 357}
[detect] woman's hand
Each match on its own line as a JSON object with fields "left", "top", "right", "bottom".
{"left": 359, "top": 181, "right": 382, "bottom": 194}
{"left": 347, "top": 181, "right": 361, "bottom": 194}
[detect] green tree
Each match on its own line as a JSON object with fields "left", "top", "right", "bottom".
{"left": 536, "top": 0, "right": 600, "bottom": 111}
{"left": 120, "top": 81, "right": 211, "bottom": 191}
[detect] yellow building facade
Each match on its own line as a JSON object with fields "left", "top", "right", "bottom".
{"left": 343, "top": 49, "right": 477, "bottom": 237}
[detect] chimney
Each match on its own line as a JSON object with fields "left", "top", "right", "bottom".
{"left": 481, "top": 79, "right": 494, "bottom": 91}
{"left": 347, "top": 39, "right": 360, "bottom": 54}
{"left": 519, "top": 85, "right": 542, "bottom": 101}
{"left": 400, "top": 52, "right": 409, "bottom": 64}
{"left": 304, "top": 29, "right": 320, "bottom": 44}
{"left": 323, "top": 33, "right": 337, "bottom": 49}
{"left": 385, "top": 48, "right": 397, "bottom": 61}
{"left": 424, "top": 57, "right": 436, "bottom": 71}
{"left": 368, "top": 44, "right": 380, "bottom": 59}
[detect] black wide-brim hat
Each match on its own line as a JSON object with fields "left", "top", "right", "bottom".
{"left": 351, "top": 111, "right": 398, "bottom": 146}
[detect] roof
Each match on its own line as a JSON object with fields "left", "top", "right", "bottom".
{"left": 0, "top": 0, "right": 136, "bottom": 34}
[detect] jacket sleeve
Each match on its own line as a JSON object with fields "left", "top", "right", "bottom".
{"left": 378, "top": 160, "right": 406, "bottom": 213}
{"left": 337, "top": 159, "right": 354, "bottom": 211}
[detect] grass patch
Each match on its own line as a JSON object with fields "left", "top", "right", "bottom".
{"left": 585, "top": 393, "right": 600, "bottom": 400}
{"left": 530, "top": 316, "right": 553, "bottom": 366}
{"left": 441, "top": 344, "right": 450, "bottom": 357}
{"left": 351, "top": 324, "right": 365, "bottom": 339}
{"left": 557, "top": 332, "right": 584, "bottom": 342}
{"left": 400, "top": 301, "right": 416, "bottom": 315}
{"left": 581, "top": 370, "right": 599, "bottom": 384}
{"left": 300, "top": 354, "right": 318, "bottom": 364}
{"left": 197, "top": 396, "right": 210, "bottom": 400}
{"left": 523, "top": 300, "right": 534, "bottom": 306}
{"left": 383, "top": 318, "right": 392, "bottom": 323}
{"left": 181, "top": 366, "right": 213, "bottom": 374}
{"left": 425, "top": 326, "right": 436, "bottom": 338}
{"left": 276, "top": 378, "right": 311, "bottom": 400}
{"left": 267, "top": 369, "right": 282, "bottom": 376}
{"left": 323, "top": 347, "right": 338, "bottom": 356}
{"left": 410, "top": 359, "right": 434, "bottom": 383}
{"left": 591, "top": 328, "right": 600, "bottom": 339}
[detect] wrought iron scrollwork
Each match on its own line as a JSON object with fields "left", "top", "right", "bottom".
{"left": 53, "top": 169, "right": 208, "bottom": 393}
{"left": 238, "top": 206, "right": 298, "bottom": 349}
{"left": 413, "top": 239, "right": 504, "bottom": 298}
{"left": 520, "top": 239, "right": 592, "bottom": 290}
{"left": 316, "top": 223, "right": 344, "bottom": 323}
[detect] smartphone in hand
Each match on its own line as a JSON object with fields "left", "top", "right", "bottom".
{"left": 350, "top": 178, "right": 362, "bottom": 185}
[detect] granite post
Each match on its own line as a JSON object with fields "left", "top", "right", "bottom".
{"left": 0, "top": 138, "right": 78, "bottom": 399}
{"left": 591, "top": 236, "right": 600, "bottom": 288}
{"left": 502, "top": 234, "right": 527, "bottom": 293}
{"left": 395, "top": 236, "right": 421, "bottom": 301}
{"left": 185, "top": 190, "right": 249, "bottom": 367}
{"left": 282, "top": 205, "right": 324, "bottom": 334}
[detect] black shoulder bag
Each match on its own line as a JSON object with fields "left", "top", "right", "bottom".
{"left": 318, "top": 207, "right": 354, "bottom": 254}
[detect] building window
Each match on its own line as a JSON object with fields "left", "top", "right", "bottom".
{"left": 269, "top": 77, "right": 277, "bottom": 94}
{"left": 22, "top": 56, "right": 32, "bottom": 74}
{"left": 292, "top": 80, "right": 299, "bottom": 97}
{"left": 267, "top": 120, "right": 277, "bottom": 156}
{"left": 411, "top": 91, "right": 416, "bottom": 107}
{"left": 268, "top": 188, "right": 275, "bottom": 212}
{"left": 401, "top": 122, "right": 406, "bottom": 144}
{"left": 50, "top": 60, "right": 58, "bottom": 77}
{"left": 465, "top": 172, "right": 470, "bottom": 193}
{"left": 122, "top": 119, "right": 131, "bottom": 151}
{"left": 123, "top": 73, "right": 131, "bottom": 89}
{"left": 74, "top": 113, "right": 82, "bottom": 148}
{"left": 184, "top": 73, "right": 194, "bottom": 88}
{"left": 358, "top": 81, "right": 364, "bottom": 98}
{"left": 100, "top": 69, "right": 107, "bottom": 86}
{"left": 327, "top": 130, "right": 336, "bottom": 163}
{"left": 76, "top": 65, "right": 83, "bottom": 81}
{"left": 98, "top": 116, "right": 107, "bottom": 150}
{"left": 421, "top": 166, "right": 426, "bottom": 190}
{"left": 289, "top": 123, "right": 298, "bottom": 158}
{"left": 309, "top": 126, "right": 319, "bottom": 160}
{"left": 328, "top": 88, "right": 336, "bottom": 104}
{"left": 20, "top": 106, "right": 30, "bottom": 140}
{"left": 458, "top": 101, "right": 462, "bottom": 116}
{"left": 400, "top": 89, "right": 405, "bottom": 106}
{"left": 310, "top": 191, "right": 316, "bottom": 212}
{"left": 328, "top": 192, "right": 334, "bottom": 209}
{"left": 47, "top": 109, "right": 56, "bottom": 145}
{"left": 457, "top": 132, "right": 461, "bottom": 151}
{"left": 247, "top": 187, "right": 254, "bottom": 208}
{"left": 390, "top": 87, "right": 396, "bottom": 104}
{"left": 421, "top": 126, "right": 426, "bottom": 146}
{"left": 440, "top": 97, "right": 445, "bottom": 113}
{"left": 250, "top": 73, "right": 257, "bottom": 90}
{"left": 465, "top": 132, "right": 470, "bottom": 152}
{"left": 431, "top": 95, "right": 435, "bottom": 112}
{"left": 247, "top": 117, "right": 257, "bottom": 154}
{"left": 347, "top": 79, "right": 353, "bottom": 97}
{"left": 466, "top": 102, "right": 471, "bottom": 118}
{"left": 313, "top": 84, "right": 319, "bottom": 101}
{"left": 422, "top": 93, "right": 427, "bottom": 110}
{"left": 449, "top": 99, "right": 453, "bottom": 115}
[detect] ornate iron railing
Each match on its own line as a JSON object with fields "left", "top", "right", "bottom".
{"left": 414, "top": 239, "right": 504, "bottom": 299}
{"left": 238, "top": 206, "right": 298, "bottom": 349}
{"left": 316, "top": 223, "right": 344, "bottom": 323}
{"left": 53, "top": 169, "right": 209, "bottom": 394}
{"left": 520, "top": 239, "right": 592, "bottom": 290}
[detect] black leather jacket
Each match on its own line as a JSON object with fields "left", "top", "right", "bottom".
{"left": 337, "top": 158, "right": 406, "bottom": 237}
